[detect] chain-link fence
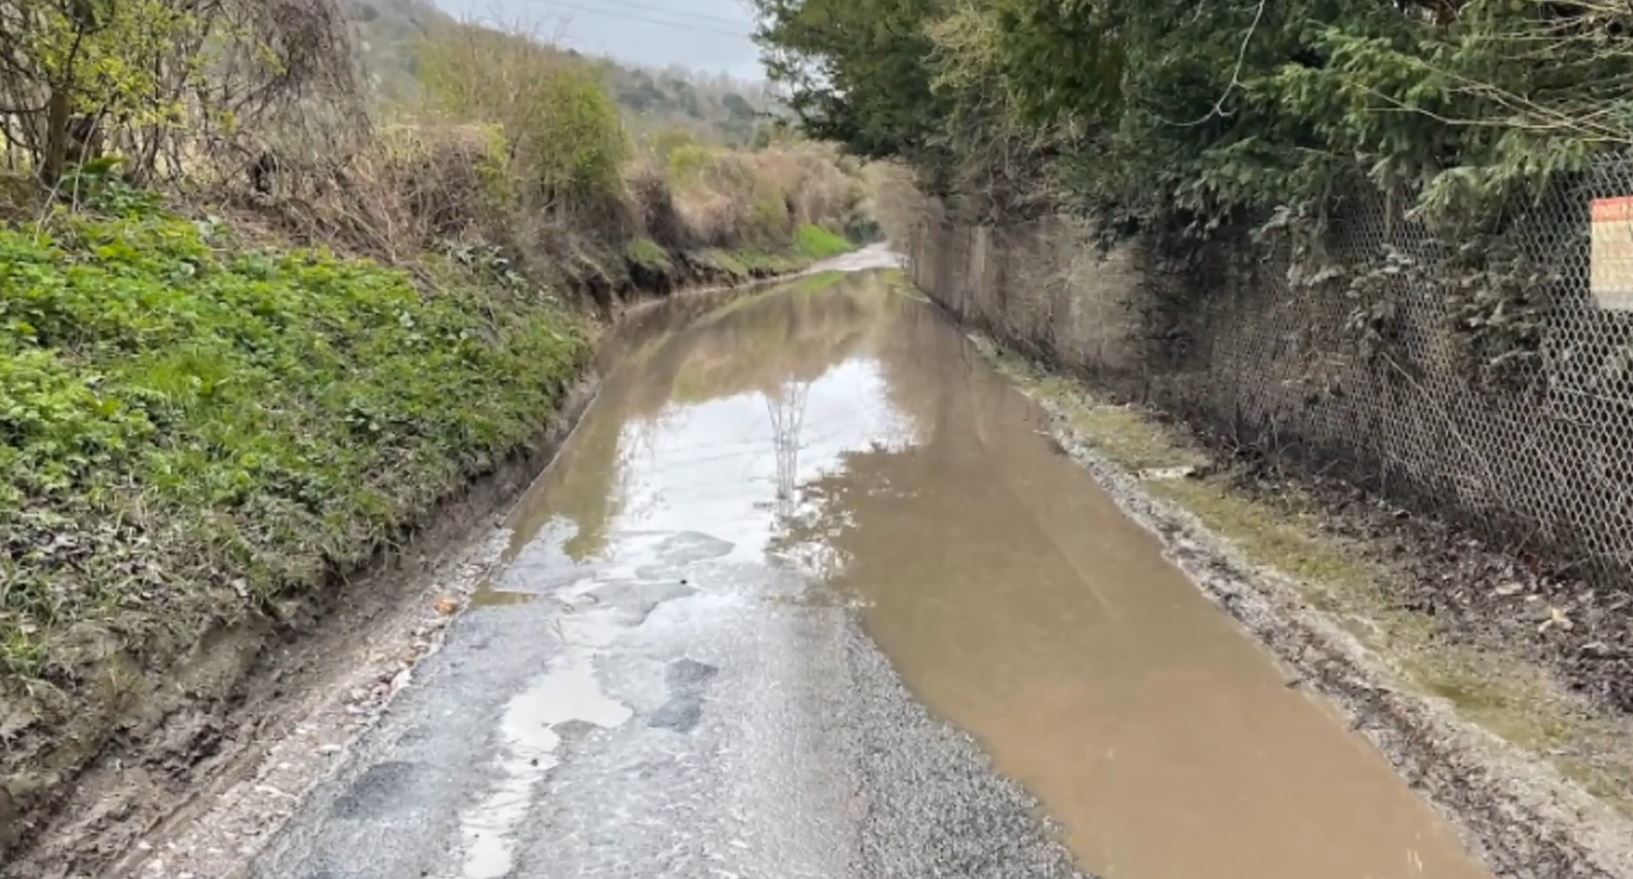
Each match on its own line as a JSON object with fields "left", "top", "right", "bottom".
{"left": 907, "top": 157, "right": 1633, "bottom": 587}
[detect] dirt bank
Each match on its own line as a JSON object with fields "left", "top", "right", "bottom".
{"left": 968, "top": 335, "right": 1633, "bottom": 879}
{"left": 0, "top": 247, "right": 872, "bottom": 879}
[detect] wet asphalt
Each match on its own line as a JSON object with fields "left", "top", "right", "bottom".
{"left": 253, "top": 532, "right": 1084, "bottom": 879}
{"left": 248, "top": 253, "right": 1088, "bottom": 879}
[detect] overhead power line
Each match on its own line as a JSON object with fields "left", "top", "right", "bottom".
{"left": 522, "top": 0, "right": 753, "bottom": 39}
{"left": 594, "top": 0, "right": 748, "bottom": 28}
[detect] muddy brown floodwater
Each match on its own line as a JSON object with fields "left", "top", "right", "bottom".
{"left": 509, "top": 268, "right": 1496, "bottom": 879}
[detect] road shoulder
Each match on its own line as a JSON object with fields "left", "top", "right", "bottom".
{"left": 971, "top": 333, "right": 1633, "bottom": 879}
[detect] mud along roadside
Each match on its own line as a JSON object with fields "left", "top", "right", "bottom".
{"left": 967, "top": 333, "right": 1633, "bottom": 879}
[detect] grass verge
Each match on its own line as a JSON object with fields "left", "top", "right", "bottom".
{"left": 696, "top": 233, "right": 853, "bottom": 282}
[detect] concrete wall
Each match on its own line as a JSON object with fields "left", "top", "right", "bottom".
{"left": 909, "top": 215, "right": 1147, "bottom": 381}
{"left": 904, "top": 189, "right": 1633, "bottom": 589}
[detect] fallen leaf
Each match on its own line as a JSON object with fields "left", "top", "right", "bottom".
{"left": 433, "top": 597, "right": 460, "bottom": 616}
{"left": 1538, "top": 606, "right": 1574, "bottom": 634}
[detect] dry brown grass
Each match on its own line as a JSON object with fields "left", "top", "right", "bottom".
{"left": 660, "top": 140, "right": 864, "bottom": 250}
{"left": 229, "top": 122, "right": 510, "bottom": 263}
{"left": 624, "top": 160, "right": 690, "bottom": 248}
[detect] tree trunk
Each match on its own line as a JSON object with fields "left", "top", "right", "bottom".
{"left": 41, "top": 85, "right": 70, "bottom": 184}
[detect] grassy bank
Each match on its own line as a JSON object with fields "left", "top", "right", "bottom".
{"left": 1, "top": 196, "right": 586, "bottom": 669}
{"left": 0, "top": 187, "right": 591, "bottom": 809}
{"left": 0, "top": 182, "right": 859, "bottom": 838}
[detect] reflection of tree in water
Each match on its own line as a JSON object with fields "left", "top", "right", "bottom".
{"left": 513, "top": 272, "right": 896, "bottom": 563}
{"left": 766, "top": 378, "right": 811, "bottom": 517}
{"left": 770, "top": 287, "right": 1022, "bottom": 585}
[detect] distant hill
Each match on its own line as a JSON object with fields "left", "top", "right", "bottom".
{"left": 342, "top": 0, "right": 774, "bottom": 146}
{"left": 590, "top": 58, "right": 775, "bottom": 148}
{"left": 344, "top": 0, "right": 454, "bottom": 103}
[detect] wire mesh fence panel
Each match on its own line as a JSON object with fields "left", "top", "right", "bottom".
{"left": 908, "top": 155, "right": 1633, "bottom": 587}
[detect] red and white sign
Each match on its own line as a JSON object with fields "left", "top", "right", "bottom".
{"left": 1591, "top": 197, "right": 1633, "bottom": 310}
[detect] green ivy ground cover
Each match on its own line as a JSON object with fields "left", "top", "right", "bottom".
{"left": 0, "top": 202, "right": 589, "bottom": 692}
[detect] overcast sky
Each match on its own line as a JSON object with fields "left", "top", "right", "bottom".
{"left": 432, "top": 0, "right": 766, "bottom": 81}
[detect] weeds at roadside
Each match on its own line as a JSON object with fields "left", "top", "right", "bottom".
{"left": 0, "top": 201, "right": 589, "bottom": 697}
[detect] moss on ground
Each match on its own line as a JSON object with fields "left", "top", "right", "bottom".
{"left": 0, "top": 195, "right": 589, "bottom": 715}
{"left": 982, "top": 336, "right": 1633, "bottom": 816}
{"left": 697, "top": 248, "right": 756, "bottom": 279}
{"left": 1146, "top": 479, "right": 1382, "bottom": 612}
{"left": 794, "top": 223, "right": 852, "bottom": 260}
{"left": 697, "top": 226, "right": 855, "bottom": 282}
{"left": 698, "top": 248, "right": 798, "bottom": 279}
{"left": 624, "top": 237, "right": 674, "bottom": 272}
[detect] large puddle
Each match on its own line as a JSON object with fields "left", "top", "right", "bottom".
{"left": 502, "top": 269, "right": 1493, "bottom": 879}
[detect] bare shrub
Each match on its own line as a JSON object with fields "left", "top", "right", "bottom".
{"left": 0, "top": 0, "right": 360, "bottom": 187}
{"left": 246, "top": 122, "right": 510, "bottom": 262}
{"left": 658, "top": 138, "right": 864, "bottom": 249}
{"left": 626, "top": 159, "right": 691, "bottom": 248}
{"left": 755, "top": 144, "right": 863, "bottom": 230}
{"left": 418, "top": 21, "right": 629, "bottom": 229}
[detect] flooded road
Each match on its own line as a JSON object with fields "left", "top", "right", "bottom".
{"left": 251, "top": 264, "right": 1492, "bottom": 879}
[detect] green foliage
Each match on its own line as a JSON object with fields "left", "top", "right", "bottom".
{"left": 625, "top": 237, "right": 673, "bottom": 272}
{"left": 1, "top": 0, "right": 356, "bottom": 183}
{"left": 759, "top": 0, "right": 1633, "bottom": 235}
{"left": 2, "top": 0, "right": 199, "bottom": 179}
{"left": 698, "top": 248, "right": 751, "bottom": 278}
{"left": 526, "top": 66, "right": 630, "bottom": 211}
{"left": 0, "top": 207, "right": 589, "bottom": 679}
{"left": 794, "top": 223, "right": 851, "bottom": 259}
{"left": 755, "top": 0, "right": 950, "bottom": 163}
{"left": 697, "top": 247, "right": 817, "bottom": 280}
{"left": 419, "top": 24, "right": 630, "bottom": 217}
{"left": 665, "top": 143, "right": 718, "bottom": 190}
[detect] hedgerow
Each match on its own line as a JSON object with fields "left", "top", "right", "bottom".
{"left": 757, "top": 0, "right": 1633, "bottom": 236}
